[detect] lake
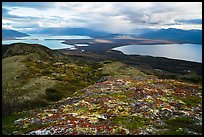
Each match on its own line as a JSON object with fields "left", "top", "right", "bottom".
{"left": 112, "top": 44, "right": 202, "bottom": 63}
{"left": 2, "top": 35, "right": 92, "bottom": 50}
{"left": 2, "top": 35, "right": 202, "bottom": 63}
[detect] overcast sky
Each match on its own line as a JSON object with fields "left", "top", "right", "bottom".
{"left": 2, "top": 2, "right": 202, "bottom": 34}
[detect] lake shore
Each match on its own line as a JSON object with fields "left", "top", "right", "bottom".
{"left": 62, "top": 37, "right": 176, "bottom": 53}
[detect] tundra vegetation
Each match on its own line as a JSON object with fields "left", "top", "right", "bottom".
{"left": 2, "top": 43, "right": 202, "bottom": 135}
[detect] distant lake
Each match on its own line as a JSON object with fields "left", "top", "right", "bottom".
{"left": 112, "top": 44, "right": 202, "bottom": 63}
{"left": 2, "top": 35, "right": 92, "bottom": 49}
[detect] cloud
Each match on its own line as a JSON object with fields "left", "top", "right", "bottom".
{"left": 175, "top": 19, "right": 202, "bottom": 24}
{"left": 2, "top": 2, "right": 53, "bottom": 9}
{"left": 2, "top": 2, "right": 202, "bottom": 33}
{"left": 2, "top": 8, "right": 10, "bottom": 16}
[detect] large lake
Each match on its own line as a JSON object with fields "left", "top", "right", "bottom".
{"left": 2, "top": 35, "right": 202, "bottom": 63}
{"left": 112, "top": 44, "right": 202, "bottom": 63}
{"left": 2, "top": 35, "right": 92, "bottom": 49}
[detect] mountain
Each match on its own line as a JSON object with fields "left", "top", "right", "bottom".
{"left": 2, "top": 29, "right": 29, "bottom": 39}
{"left": 131, "top": 28, "right": 158, "bottom": 36}
{"left": 140, "top": 28, "right": 202, "bottom": 44}
{"left": 28, "top": 27, "right": 118, "bottom": 38}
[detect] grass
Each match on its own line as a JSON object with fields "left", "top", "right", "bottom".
{"left": 110, "top": 91, "right": 133, "bottom": 102}
{"left": 180, "top": 96, "right": 202, "bottom": 107}
{"left": 101, "top": 61, "right": 147, "bottom": 78}
{"left": 155, "top": 116, "right": 202, "bottom": 135}
{"left": 2, "top": 111, "right": 29, "bottom": 135}
{"left": 2, "top": 110, "right": 53, "bottom": 135}
{"left": 112, "top": 115, "right": 149, "bottom": 131}
{"left": 44, "top": 88, "right": 65, "bottom": 101}
{"left": 2, "top": 43, "right": 202, "bottom": 135}
{"left": 2, "top": 52, "right": 109, "bottom": 115}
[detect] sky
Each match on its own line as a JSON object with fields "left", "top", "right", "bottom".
{"left": 2, "top": 2, "right": 202, "bottom": 34}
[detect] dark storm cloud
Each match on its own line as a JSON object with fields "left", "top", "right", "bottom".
{"left": 2, "top": 2, "right": 202, "bottom": 33}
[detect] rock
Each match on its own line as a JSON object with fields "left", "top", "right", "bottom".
{"left": 13, "top": 131, "right": 23, "bottom": 135}
{"left": 14, "top": 118, "right": 24, "bottom": 125}
{"left": 28, "top": 128, "right": 51, "bottom": 135}
{"left": 75, "top": 126, "right": 97, "bottom": 135}
{"left": 96, "top": 77, "right": 109, "bottom": 83}
{"left": 22, "top": 123, "right": 29, "bottom": 129}
{"left": 179, "top": 111, "right": 190, "bottom": 116}
{"left": 48, "top": 114, "right": 53, "bottom": 117}
{"left": 161, "top": 108, "right": 172, "bottom": 113}
{"left": 88, "top": 117, "right": 98, "bottom": 123}
{"left": 68, "top": 113, "right": 78, "bottom": 117}
{"left": 30, "top": 118, "right": 41, "bottom": 124}
{"left": 116, "top": 79, "right": 123, "bottom": 82}
{"left": 177, "top": 100, "right": 185, "bottom": 105}
{"left": 111, "top": 126, "right": 129, "bottom": 134}
{"left": 94, "top": 114, "right": 107, "bottom": 120}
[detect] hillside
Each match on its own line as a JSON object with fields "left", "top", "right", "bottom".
{"left": 2, "top": 29, "right": 29, "bottom": 39}
{"left": 2, "top": 43, "right": 62, "bottom": 59}
{"left": 2, "top": 43, "right": 202, "bottom": 135}
{"left": 2, "top": 43, "right": 107, "bottom": 114}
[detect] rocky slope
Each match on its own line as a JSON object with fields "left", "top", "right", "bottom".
{"left": 4, "top": 75, "right": 202, "bottom": 135}
{"left": 2, "top": 43, "right": 202, "bottom": 135}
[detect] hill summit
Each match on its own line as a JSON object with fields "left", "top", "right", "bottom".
{"left": 2, "top": 43, "right": 202, "bottom": 135}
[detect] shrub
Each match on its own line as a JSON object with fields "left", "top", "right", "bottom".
{"left": 45, "top": 88, "right": 64, "bottom": 101}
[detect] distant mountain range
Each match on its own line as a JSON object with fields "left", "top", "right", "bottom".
{"left": 2, "top": 28, "right": 202, "bottom": 44}
{"left": 32, "top": 27, "right": 202, "bottom": 44}
{"left": 2, "top": 29, "right": 29, "bottom": 39}
{"left": 140, "top": 28, "right": 202, "bottom": 44}
{"left": 28, "top": 27, "right": 119, "bottom": 38}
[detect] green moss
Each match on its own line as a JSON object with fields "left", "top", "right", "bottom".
{"left": 181, "top": 96, "right": 202, "bottom": 106}
{"left": 156, "top": 116, "right": 202, "bottom": 135}
{"left": 3, "top": 54, "right": 109, "bottom": 114}
{"left": 41, "top": 69, "right": 52, "bottom": 75}
{"left": 2, "top": 111, "right": 29, "bottom": 135}
{"left": 112, "top": 115, "right": 149, "bottom": 130}
{"left": 172, "top": 95, "right": 202, "bottom": 107}
{"left": 156, "top": 128, "right": 190, "bottom": 135}
{"left": 54, "top": 75, "right": 65, "bottom": 81}
{"left": 177, "top": 73, "right": 202, "bottom": 84}
{"left": 110, "top": 91, "right": 133, "bottom": 102}
{"left": 21, "top": 98, "right": 49, "bottom": 110}
{"left": 2, "top": 110, "right": 54, "bottom": 135}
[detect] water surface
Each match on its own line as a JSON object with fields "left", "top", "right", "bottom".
{"left": 2, "top": 35, "right": 92, "bottom": 49}
{"left": 112, "top": 44, "right": 202, "bottom": 63}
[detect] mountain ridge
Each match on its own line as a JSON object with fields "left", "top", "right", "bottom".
{"left": 140, "top": 28, "right": 202, "bottom": 44}
{"left": 24, "top": 27, "right": 202, "bottom": 44}
{"left": 26, "top": 27, "right": 118, "bottom": 38}
{"left": 2, "top": 29, "right": 29, "bottom": 39}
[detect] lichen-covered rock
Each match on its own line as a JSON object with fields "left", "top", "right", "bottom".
{"left": 10, "top": 77, "right": 202, "bottom": 135}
